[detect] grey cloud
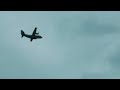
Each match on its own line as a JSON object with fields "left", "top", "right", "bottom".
{"left": 0, "top": 11, "right": 120, "bottom": 78}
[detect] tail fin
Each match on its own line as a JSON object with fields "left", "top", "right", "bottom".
{"left": 21, "top": 30, "right": 25, "bottom": 38}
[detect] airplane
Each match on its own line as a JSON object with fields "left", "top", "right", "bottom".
{"left": 21, "top": 27, "right": 42, "bottom": 42}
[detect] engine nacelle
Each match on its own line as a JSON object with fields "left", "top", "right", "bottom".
{"left": 35, "top": 32, "right": 39, "bottom": 35}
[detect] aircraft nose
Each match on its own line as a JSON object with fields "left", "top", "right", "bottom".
{"left": 40, "top": 36, "right": 42, "bottom": 38}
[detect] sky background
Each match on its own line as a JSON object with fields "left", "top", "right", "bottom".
{"left": 1, "top": 11, "right": 120, "bottom": 79}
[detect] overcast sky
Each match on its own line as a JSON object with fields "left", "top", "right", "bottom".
{"left": 1, "top": 11, "right": 120, "bottom": 79}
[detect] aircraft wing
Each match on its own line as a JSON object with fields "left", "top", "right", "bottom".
{"left": 32, "top": 27, "right": 37, "bottom": 36}
{"left": 30, "top": 38, "right": 33, "bottom": 42}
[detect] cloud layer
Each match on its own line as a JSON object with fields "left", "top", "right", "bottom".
{"left": 0, "top": 11, "right": 120, "bottom": 78}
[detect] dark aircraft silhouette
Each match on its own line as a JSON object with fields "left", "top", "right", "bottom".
{"left": 21, "top": 27, "right": 42, "bottom": 42}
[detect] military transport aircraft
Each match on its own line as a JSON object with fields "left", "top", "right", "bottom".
{"left": 21, "top": 27, "right": 42, "bottom": 42}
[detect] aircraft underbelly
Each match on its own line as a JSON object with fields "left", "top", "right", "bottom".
{"left": 32, "top": 37, "right": 37, "bottom": 39}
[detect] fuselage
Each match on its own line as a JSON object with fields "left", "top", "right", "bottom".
{"left": 24, "top": 34, "right": 42, "bottom": 39}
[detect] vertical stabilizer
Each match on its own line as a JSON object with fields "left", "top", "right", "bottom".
{"left": 21, "top": 30, "right": 25, "bottom": 38}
